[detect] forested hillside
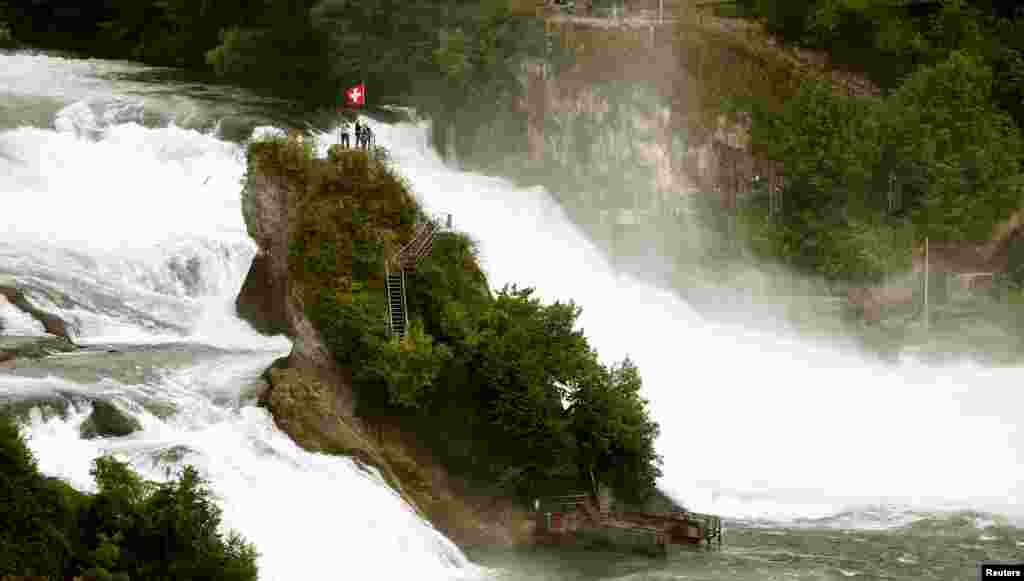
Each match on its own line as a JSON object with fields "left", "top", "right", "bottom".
{"left": 713, "top": 0, "right": 1024, "bottom": 287}
{"left": 0, "top": 0, "right": 539, "bottom": 126}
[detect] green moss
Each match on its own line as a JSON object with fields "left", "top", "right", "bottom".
{"left": 80, "top": 400, "right": 141, "bottom": 439}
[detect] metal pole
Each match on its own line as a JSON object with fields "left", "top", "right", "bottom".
{"left": 659, "top": 0, "right": 663, "bottom": 24}
{"left": 924, "top": 237, "right": 929, "bottom": 332}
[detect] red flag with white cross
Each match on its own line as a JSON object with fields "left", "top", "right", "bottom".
{"left": 343, "top": 83, "right": 365, "bottom": 107}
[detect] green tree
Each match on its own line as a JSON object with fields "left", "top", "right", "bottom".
{"left": 0, "top": 412, "right": 258, "bottom": 579}
{"left": 0, "top": 414, "right": 76, "bottom": 576}
{"left": 568, "top": 358, "right": 662, "bottom": 503}
{"left": 741, "top": 76, "right": 890, "bottom": 282}
{"left": 364, "top": 319, "right": 453, "bottom": 409}
{"left": 886, "top": 50, "right": 1024, "bottom": 240}
{"left": 467, "top": 286, "right": 591, "bottom": 493}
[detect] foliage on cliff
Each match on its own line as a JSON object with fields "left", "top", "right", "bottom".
{"left": 0, "top": 412, "right": 257, "bottom": 580}
{"left": 246, "top": 134, "right": 661, "bottom": 504}
{"left": 733, "top": 0, "right": 1023, "bottom": 126}
{"left": 729, "top": 47, "right": 1024, "bottom": 284}
{"left": 720, "top": 0, "right": 1024, "bottom": 284}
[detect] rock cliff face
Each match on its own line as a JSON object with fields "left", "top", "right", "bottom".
{"left": 235, "top": 141, "right": 534, "bottom": 548}
{"left": 237, "top": 170, "right": 356, "bottom": 416}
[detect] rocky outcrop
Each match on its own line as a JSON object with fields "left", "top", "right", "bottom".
{"left": 236, "top": 171, "right": 293, "bottom": 337}
{"left": 80, "top": 400, "right": 141, "bottom": 439}
{"left": 370, "top": 417, "right": 536, "bottom": 547}
{"left": 0, "top": 285, "right": 75, "bottom": 340}
{"left": 0, "top": 334, "right": 77, "bottom": 367}
{"left": 236, "top": 169, "right": 356, "bottom": 416}
{"left": 237, "top": 139, "right": 533, "bottom": 548}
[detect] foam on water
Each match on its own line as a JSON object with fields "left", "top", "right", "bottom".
{"left": 352, "top": 118, "right": 1024, "bottom": 522}
{"left": 0, "top": 98, "right": 291, "bottom": 349}
{"left": 1, "top": 121, "right": 246, "bottom": 252}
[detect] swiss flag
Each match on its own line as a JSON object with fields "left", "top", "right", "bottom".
{"left": 343, "top": 84, "right": 365, "bottom": 107}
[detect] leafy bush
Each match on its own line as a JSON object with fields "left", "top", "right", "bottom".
{"left": 885, "top": 51, "right": 1024, "bottom": 240}
{"left": 363, "top": 320, "right": 453, "bottom": 409}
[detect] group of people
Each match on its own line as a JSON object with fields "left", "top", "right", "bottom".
{"left": 341, "top": 120, "right": 374, "bottom": 150}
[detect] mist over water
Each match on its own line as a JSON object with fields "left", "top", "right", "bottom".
{"left": 360, "top": 119, "right": 1024, "bottom": 523}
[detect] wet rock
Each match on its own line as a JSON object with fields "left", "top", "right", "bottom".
{"left": 0, "top": 285, "right": 75, "bottom": 340}
{"left": 0, "top": 396, "right": 74, "bottom": 423}
{"left": 236, "top": 168, "right": 355, "bottom": 415}
{"left": 236, "top": 170, "right": 290, "bottom": 336}
{"left": 0, "top": 334, "right": 77, "bottom": 364}
{"left": 262, "top": 366, "right": 372, "bottom": 460}
{"left": 236, "top": 250, "right": 290, "bottom": 335}
{"left": 80, "top": 400, "right": 141, "bottom": 439}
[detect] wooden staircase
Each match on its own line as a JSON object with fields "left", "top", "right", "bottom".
{"left": 385, "top": 214, "right": 449, "bottom": 337}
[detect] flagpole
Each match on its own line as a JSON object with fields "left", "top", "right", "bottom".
{"left": 924, "top": 237, "right": 930, "bottom": 333}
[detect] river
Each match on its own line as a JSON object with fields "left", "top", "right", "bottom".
{"left": 1, "top": 50, "right": 1021, "bottom": 580}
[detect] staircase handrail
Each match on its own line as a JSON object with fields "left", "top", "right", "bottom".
{"left": 389, "top": 212, "right": 451, "bottom": 269}
{"left": 404, "top": 223, "right": 438, "bottom": 265}
{"left": 388, "top": 222, "right": 434, "bottom": 268}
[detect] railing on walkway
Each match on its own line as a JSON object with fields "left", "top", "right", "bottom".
{"left": 384, "top": 212, "right": 452, "bottom": 337}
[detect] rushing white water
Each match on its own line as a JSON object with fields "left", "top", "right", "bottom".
{"left": 355, "top": 118, "right": 1024, "bottom": 523}
{"left": 1, "top": 53, "right": 484, "bottom": 580}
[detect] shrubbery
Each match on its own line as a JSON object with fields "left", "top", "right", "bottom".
{"left": 0, "top": 413, "right": 258, "bottom": 580}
